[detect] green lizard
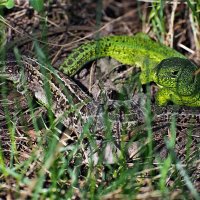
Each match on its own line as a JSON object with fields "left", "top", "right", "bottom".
{"left": 60, "top": 33, "right": 200, "bottom": 107}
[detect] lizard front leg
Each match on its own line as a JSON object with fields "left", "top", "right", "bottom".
{"left": 155, "top": 88, "right": 200, "bottom": 106}
{"left": 155, "top": 88, "right": 174, "bottom": 106}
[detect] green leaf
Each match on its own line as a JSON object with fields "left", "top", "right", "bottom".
{"left": 29, "top": 0, "right": 44, "bottom": 12}
{"left": 0, "top": 0, "right": 14, "bottom": 9}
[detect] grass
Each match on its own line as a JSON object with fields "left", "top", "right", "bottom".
{"left": 0, "top": 0, "right": 200, "bottom": 199}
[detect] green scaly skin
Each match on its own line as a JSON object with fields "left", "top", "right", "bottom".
{"left": 60, "top": 33, "right": 200, "bottom": 107}
{"left": 60, "top": 33, "right": 185, "bottom": 83}
{"left": 152, "top": 57, "right": 200, "bottom": 106}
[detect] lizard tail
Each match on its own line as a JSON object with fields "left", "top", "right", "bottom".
{"left": 60, "top": 39, "right": 108, "bottom": 76}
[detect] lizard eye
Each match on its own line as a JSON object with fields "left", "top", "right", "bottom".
{"left": 170, "top": 70, "right": 179, "bottom": 78}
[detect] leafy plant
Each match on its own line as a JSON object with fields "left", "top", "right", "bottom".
{"left": 0, "top": 0, "right": 14, "bottom": 9}
{"left": 29, "top": 0, "right": 44, "bottom": 12}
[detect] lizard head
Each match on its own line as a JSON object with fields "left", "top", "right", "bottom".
{"left": 0, "top": 59, "right": 21, "bottom": 82}
{"left": 0, "top": 54, "right": 32, "bottom": 83}
{"left": 152, "top": 57, "right": 200, "bottom": 96}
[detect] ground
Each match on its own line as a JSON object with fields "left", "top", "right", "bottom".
{"left": 0, "top": 1, "right": 199, "bottom": 199}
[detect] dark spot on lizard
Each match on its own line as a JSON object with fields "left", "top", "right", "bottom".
{"left": 72, "top": 52, "right": 79, "bottom": 58}
{"left": 78, "top": 48, "right": 84, "bottom": 53}
{"left": 67, "top": 59, "right": 74, "bottom": 65}
{"left": 83, "top": 47, "right": 88, "bottom": 51}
